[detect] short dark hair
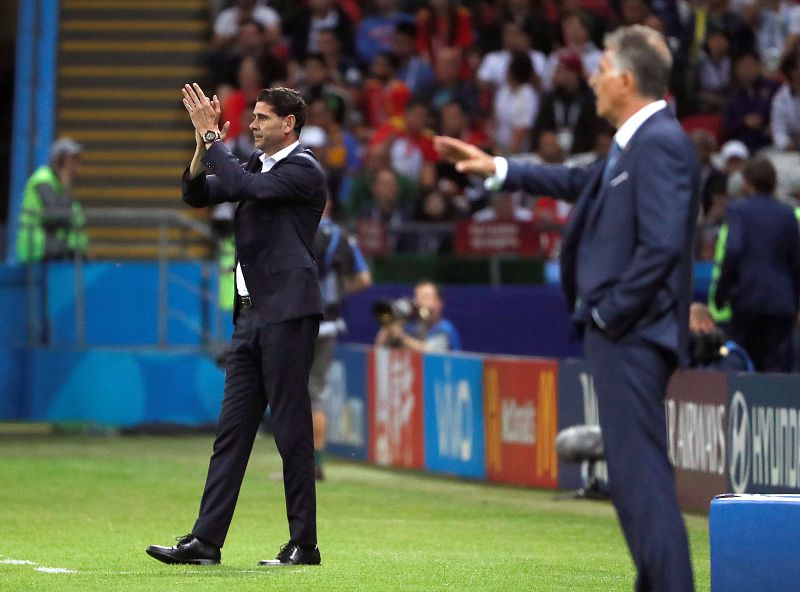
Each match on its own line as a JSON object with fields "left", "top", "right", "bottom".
{"left": 256, "top": 87, "right": 306, "bottom": 134}
{"left": 395, "top": 21, "right": 417, "bottom": 38}
{"left": 305, "top": 52, "right": 327, "bottom": 67}
{"left": 605, "top": 25, "right": 672, "bottom": 100}
{"left": 743, "top": 158, "right": 777, "bottom": 194}
{"left": 780, "top": 51, "right": 800, "bottom": 78}
{"left": 507, "top": 51, "right": 533, "bottom": 84}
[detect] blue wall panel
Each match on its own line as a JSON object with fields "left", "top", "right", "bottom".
{"left": 423, "top": 353, "right": 486, "bottom": 479}
{"left": 326, "top": 345, "right": 369, "bottom": 460}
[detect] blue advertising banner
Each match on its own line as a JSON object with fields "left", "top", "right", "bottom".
{"left": 326, "top": 345, "right": 369, "bottom": 461}
{"left": 727, "top": 373, "right": 800, "bottom": 494}
{"left": 423, "top": 353, "right": 486, "bottom": 479}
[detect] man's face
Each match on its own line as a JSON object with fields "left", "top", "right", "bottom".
{"left": 414, "top": 284, "right": 442, "bottom": 321}
{"left": 249, "top": 101, "right": 294, "bottom": 153}
{"left": 590, "top": 50, "right": 629, "bottom": 124}
{"left": 439, "top": 103, "right": 467, "bottom": 136}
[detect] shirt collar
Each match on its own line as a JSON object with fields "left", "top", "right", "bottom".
{"left": 613, "top": 99, "right": 667, "bottom": 149}
{"left": 259, "top": 140, "right": 300, "bottom": 166}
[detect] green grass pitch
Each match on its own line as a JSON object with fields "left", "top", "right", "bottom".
{"left": 0, "top": 433, "right": 710, "bottom": 591}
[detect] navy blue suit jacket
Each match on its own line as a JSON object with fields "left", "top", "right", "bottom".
{"left": 715, "top": 194, "right": 800, "bottom": 317}
{"left": 503, "top": 109, "right": 700, "bottom": 360}
{"left": 182, "top": 141, "right": 326, "bottom": 323}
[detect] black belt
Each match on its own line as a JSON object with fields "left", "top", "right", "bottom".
{"left": 237, "top": 294, "right": 253, "bottom": 309}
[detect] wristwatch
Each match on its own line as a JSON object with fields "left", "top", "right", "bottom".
{"left": 203, "top": 130, "right": 221, "bottom": 144}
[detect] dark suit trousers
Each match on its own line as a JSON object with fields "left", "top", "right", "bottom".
{"left": 729, "top": 311, "right": 794, "bottom": 373}
{"left": 584, "top": 327, "right": 694, "bottom": 592}
{"left": 192, "top": 308, "right": 319, "bottom": 548}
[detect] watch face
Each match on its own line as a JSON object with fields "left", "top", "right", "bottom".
{"left": 204, "top": 131, "right": 217, "bottom": 142}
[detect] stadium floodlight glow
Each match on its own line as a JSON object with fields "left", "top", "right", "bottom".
{"left": 555, "top": 425, "right": 609, "bottom": 500}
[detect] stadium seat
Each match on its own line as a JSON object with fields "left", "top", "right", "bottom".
{"left": 710, "top": 494, "right": 800, "bottom": 591}
{"left": 680, "top": 114, "right": 723, "bottom": 144}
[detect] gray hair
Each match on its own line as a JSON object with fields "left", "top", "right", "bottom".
{"left": 604, "top": 25, "right": 672, "bottom": 100}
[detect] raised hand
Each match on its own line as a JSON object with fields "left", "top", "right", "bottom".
{"left": 182, "top": 83, "right": 220, "bottom": 135}
{"left": 433, "top": 136, "right": 497, "bottom": 178}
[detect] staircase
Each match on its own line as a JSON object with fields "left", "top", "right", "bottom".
{"left": 56, "top": 0, "right": 213, "bottom": 259}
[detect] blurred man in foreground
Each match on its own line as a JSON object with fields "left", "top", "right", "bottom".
{"left": 435, "top": 25, "right": 697, "bottom": 592}
{"left": 311, "top": 198, "right": 372, "bottom": 479}
{"left": 714, "top": 158, "right": 800, "bottom": 372}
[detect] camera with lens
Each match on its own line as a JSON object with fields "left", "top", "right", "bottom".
{"left": 372, "top": 297, "right": 430, "bottom": 327}
{"left": 689, "top": 328, "right": 727, "bottom": 366}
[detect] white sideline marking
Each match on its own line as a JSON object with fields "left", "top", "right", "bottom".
{"left": 0, "top": 559, "right": 36, "bottom": 565}
{"left": 36, "top": 567, "right": 78, "bottom": 574}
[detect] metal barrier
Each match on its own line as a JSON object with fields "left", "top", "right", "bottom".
{"left": 20, "top": 207, "right": 218, "bottom": 349}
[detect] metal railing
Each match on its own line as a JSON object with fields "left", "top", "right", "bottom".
{"left": 20, "top": 207, "right": 218, "bottom": 349}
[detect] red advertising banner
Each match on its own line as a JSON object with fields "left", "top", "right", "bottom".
{"left": 368, "top": 348, "right": 425, "bottom": 469}
{"left": 484, "top": 357, "right": 559, "bottom": 488}
{"left": 666, "top": 370, "right": 729, "bottom": 512}
{"left": 454, "top": 221, "right": 540, "bottom": 257}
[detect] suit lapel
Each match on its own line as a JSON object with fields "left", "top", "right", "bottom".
{"left": 585, "top": 147, "right": 629, "bottom": 230}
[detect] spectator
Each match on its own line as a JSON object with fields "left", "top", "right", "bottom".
{"left": 409, "top": 190, "right": 457, "bottom": 254}
{"left": 370, "top": 101, "right": 438, "bottom": 190}
{"left": 714, "top": 157, "right": 800, "bottom": 372}
{"left": 719, "top": 138, "right": 750, "bottom": 195}
{"left": 356, "top": 0, "right": 414, "bottom": 68}
{"left": 375, "top": 280, "right": 462, "bottom": 352}
{"left": 476, "top": 20, "right": 548, "bottom": 93}
{"left": 544, "top": 14, "right": 602, "bottom": 87}
{"left": 415, "top": 0, "right": 473, "bottom": 69}
{"left": 290, "top": 0, "right": 354, "bottom": 64}
{"left": 691, "top": 129, "right": 727, "bottom": 217}
{"left": 534, "top": 129, "right": 567, "bottom": 163}
{"left": 475, "top": 0, "right": 554, "bottom": 56}
{"left": 206, "top": 18, "right": 288, "bottom": 90}
{"left": 212, "top": 0, "right": 281, "bottom": 47}
{"left": 694, "top": 30, "right": 733, "bottom": 113}
{"left": 316, "top": 27, "right": 362, "bottom": 89}
{"left": 771, "top": 51, "right": 800, "bottom": 151}
{"left": 492, "top": 51, "right": 539, "bottom": 154}
{"left": 722, "top": 51, "right": 780, "bottom": 153}
{"left": 620, "top": 0, "right": 652, "bottom": 26}
{"left": 394, "top": 21, "right": 436, "bottom": 98}
{"left": 16, "top": 138, "right": 88, "bottom": 263}
{"left": 688, "top": 303, "right": 754, "bottom": 371}
{"left": 295, "top": 52, "right": 349, "bottom": 116}
{"left": 219, "top": 55, "right": 265, "bottom": 140}
{"left": 472, "top": 191, "right": 534, "bottom": 222}
{"left": 687, "top": 0, "right": 755, "bottom": 61}
{"left": 555, "top": 0, "right": 608, "bottom": 49}
{"left": 311, "top": 198, "right": 372, "bottom": 480}
{"left": 532, "top": 52, "right": 599, "bottom": 156}
{"left": 360, "top": 52, "right": 412, "bottom": 129}
{"left": 753, "top": 0, "right": 800, "bottom": 73}
{"left": 346, "top": 143, "right": 418, "bottom": 219}
{"left": 305, "top": 95, "right": 360, "bottom": 209}
{"left": 418, "top": 46, "right": 480, "bottom": 118}
{"left": 358, "top": 166, "right": 413, "bottom": 227}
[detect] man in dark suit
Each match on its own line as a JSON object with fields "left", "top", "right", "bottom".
{"left": 714, "top": 158, "right": 800, "bottom": 372}
{"left": 435, "top": 25, "right": 697, "bottom": 592}
{"left": 146, "top": 85, "right": 326, "bottom": 567}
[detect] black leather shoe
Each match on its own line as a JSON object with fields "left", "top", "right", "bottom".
{"left": 258, "top": 543, "right": 321, "bottom": 566}
{"left": 146, "top": 534, "right": 221, "bottom": 565}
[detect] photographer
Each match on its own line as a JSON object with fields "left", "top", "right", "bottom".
{"left": 374, "top": 280, "right": 461, "bottom": 352}
{"left": 688, "top": 303, "right": 753, "bottom": 372}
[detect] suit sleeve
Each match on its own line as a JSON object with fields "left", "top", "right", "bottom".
{"left": 181, "top": 167, "right": 236, "bottom": 208}
{"left": 504, "top": 159, "right": 595, "bottom": 204}
{"left": 594, "top": 133, "right": 698, "bottom": 337}
{"left": 203, "top": 141, "right": 323, "bottom": 203}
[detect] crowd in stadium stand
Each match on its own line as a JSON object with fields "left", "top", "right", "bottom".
{"left": 201, "top": 0, "right": 800, "bottom": 262}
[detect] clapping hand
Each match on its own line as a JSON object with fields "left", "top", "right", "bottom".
{"left": 182, "top": 83, "right": 230, "bottom": 143}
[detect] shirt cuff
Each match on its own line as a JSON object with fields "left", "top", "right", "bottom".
{"left": 483, "top": 157, "right": 508, "bottom": 191}
{"left": 591, "top": 307, "right": 607, "bottom": 330}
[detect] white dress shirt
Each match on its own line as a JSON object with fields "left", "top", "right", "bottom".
{"left": 235, "top": 140, "right": 300, "bottom": 296}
